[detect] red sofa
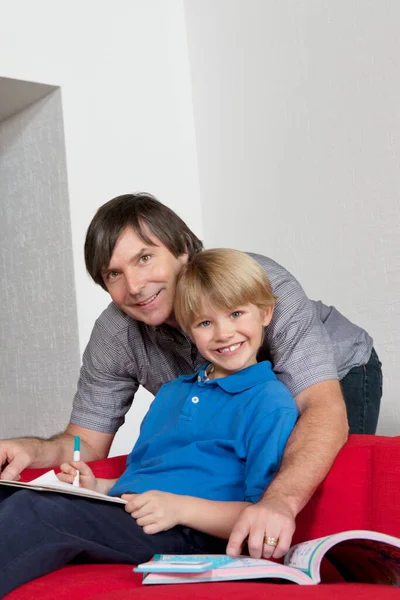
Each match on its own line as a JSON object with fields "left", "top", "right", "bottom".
{"left": 7, "top": 435, "right": 400, "bottom": 599}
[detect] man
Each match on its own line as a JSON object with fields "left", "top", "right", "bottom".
{"left": 0, "top": 193, "right": 382, "bottom": 559}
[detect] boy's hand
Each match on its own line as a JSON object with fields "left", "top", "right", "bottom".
{"left": 122, "top": 490, "right": 183, "bottom": 534}
{"left": 57, "top": 460, "right": 98, "bottom": 491}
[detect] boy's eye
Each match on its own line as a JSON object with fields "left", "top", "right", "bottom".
{"left": 199, "top": 320, "right": 211, "bottom": 328}
{"left": 231, "top": 311, "right": 242, "bottom": 319}
{"left": 140, "top": 254, "right": 151, "bottom": 263}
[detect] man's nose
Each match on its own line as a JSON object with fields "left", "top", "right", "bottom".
{"left": 126, "top": 273, "right": 145, "bottom": 296}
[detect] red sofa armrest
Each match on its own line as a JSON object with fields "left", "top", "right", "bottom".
{"left": 294, "top": 434, "right": 400, "bottom": 543}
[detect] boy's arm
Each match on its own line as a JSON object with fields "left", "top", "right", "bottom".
{"left": 227, "top": 379, "right": 348, "bottom": 559}
{"left": 122, "top": 490, "right": 250, "bottom": 539}
{"left": 180, "top": 497, "right": 251, "bottom": 539}
{"left": 93, "top": 477, "right": 118, "bottom": 495}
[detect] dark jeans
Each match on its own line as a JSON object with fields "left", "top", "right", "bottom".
{"left": 0, "top": 489, "right": 225, "bottom": 598}
{"left": 340, "top": 347, "right": 382, "bottom": 434}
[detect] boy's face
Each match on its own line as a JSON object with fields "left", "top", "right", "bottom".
{"left": 102, "top": 225, "right": 188, "bottom": 327}
{"left": 189, "top": 303, "right": 273, "bottom": 379}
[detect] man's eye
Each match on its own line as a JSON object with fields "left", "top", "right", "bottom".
{"left": 140, "top": 255, "right": 151, "bottom": 263}
{"left": 199, "top": 320, "right": 211, "bottom": 328}
{"left": 106, "top": 271, "right": 119, "bottom": 281}
{"left": 231, "top": 311, "right": 242, "bottom": 319}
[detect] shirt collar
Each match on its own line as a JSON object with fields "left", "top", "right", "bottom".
{"left": 181, "top": 361, "right": 275, "bottom": 393}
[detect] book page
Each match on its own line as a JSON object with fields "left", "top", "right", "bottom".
{"left": 284, "top": 537, "right": 326, "bottom": 573}
{"left": 30, "top": 469, "right": 87, "bottom": 488}
{"left": 0, "top": 470, "right": 126, "bottom": 504}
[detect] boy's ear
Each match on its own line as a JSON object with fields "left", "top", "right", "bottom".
{"left": 261, "top": 305, "right": 274, "bottom": 327}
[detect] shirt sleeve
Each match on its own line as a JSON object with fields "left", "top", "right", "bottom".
{"left": 243, "top": 382, "right": 299, "bottom": 503}
{"left": 249, "top": 253, "right": 339, "bottom": 397}
{"left": 70, "top": 308, "right": 139, "bottom": 433}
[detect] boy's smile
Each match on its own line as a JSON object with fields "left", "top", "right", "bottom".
{"left": 190, "top": 303, "right": 273, "bottom": 379}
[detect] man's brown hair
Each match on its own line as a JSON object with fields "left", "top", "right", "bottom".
{"left": 85, "top": 193, "right": 203, "bottom": 290}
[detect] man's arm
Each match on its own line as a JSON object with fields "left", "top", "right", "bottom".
{"left": 227, "top": 379, "right": 348, "bottom": 559}
{"left": 0, "top": 423, "right": 115, "bottom": 481}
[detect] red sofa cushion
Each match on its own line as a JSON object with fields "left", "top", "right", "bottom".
{"left": 6, "top": 564, "right": 400, "bottom": 599}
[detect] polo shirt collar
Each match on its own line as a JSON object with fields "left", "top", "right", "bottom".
{"left": 181, "top": 361, "right": 275, "bottom": 393}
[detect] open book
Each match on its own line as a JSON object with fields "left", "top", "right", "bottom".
{"left": 0, "top": 470, "right": 126, "bottom": 504}
{"left": 134, "top": 530, "right": 400, "bottom": 585}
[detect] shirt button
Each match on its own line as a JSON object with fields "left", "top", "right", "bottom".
{"left": 197, "top": 375, "right": 201, "bottom": 382}
{"left": 192, "top": 396, "right": 199, "bottom": 404}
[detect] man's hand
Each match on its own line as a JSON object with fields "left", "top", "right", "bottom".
{"left": 0, "top": 438, "right": 42, "bottom": 481}
{"left": 226, "top": 496, "right": 296, "bottom": 559}
{"left": 122, "top": 490, "right": 183, "bottom": 534}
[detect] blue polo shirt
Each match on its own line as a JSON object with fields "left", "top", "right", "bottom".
{"left": 108, "top": 361, "right": 298, "bottom": 502}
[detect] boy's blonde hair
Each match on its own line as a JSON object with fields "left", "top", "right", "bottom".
{"left": 174, "top": 248, "right": 276, "bottom": 332}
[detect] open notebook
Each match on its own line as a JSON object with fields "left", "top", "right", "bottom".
{"left": 0, "top": 470, "right": 126, "bottom": 504}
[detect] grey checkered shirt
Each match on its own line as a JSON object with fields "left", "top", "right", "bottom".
{"left": 71, "top": 253, "right": 373, "bottom": 433}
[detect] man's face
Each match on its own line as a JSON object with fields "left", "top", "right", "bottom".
{"left": 102, "top": 226, "right": 188, "bottom": 327}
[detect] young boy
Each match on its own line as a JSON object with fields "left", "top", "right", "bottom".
{"left": 0, "top": 249, "right": 298, "bottom": 597}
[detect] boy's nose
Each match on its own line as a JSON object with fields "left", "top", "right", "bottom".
{"left": 214, "top": 323, "right": 234, "bottom": 341}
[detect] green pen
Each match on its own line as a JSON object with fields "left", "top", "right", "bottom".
{"left": 73, "top": 436, "right": 80, "bottom": 487}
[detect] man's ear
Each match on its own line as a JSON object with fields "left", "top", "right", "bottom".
{"left": 261, "top": 305, "right": 274, "bottom": 327}
{"left": 178, "top": 251, "right": 189, "bottom": 267}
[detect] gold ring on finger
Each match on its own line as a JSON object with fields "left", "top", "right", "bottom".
{"left": 264, "top": 535, "right": 279, "bottom": 547}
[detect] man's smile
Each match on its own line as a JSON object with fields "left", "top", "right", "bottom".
{"left": 135, "top": 291, "right": 161, "bottom": 307}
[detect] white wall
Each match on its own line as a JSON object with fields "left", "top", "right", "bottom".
{"left": 0, "top": 0, "right": 202, "bottom": 454}
{"left": 184, "top": 0, "right": 400, "bottom": 435}
{"left": 2, "top": 0, "right": 398, "bottom": 450}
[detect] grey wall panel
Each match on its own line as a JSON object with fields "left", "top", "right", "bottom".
{"left": 0, "top": 89, "right": 80, "bottom": 438}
